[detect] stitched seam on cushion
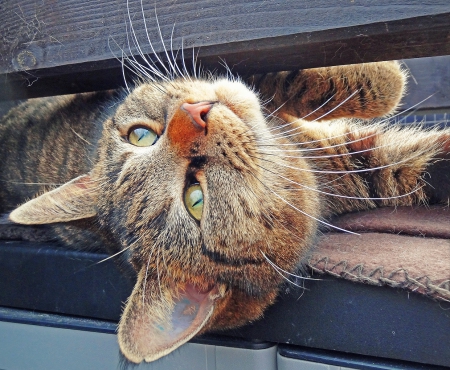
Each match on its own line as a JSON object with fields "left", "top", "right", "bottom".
{"left": 307, "top": 257, "right": 450, "bottom": 301}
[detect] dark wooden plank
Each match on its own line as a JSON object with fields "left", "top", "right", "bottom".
{"left": 1, "top": 1, "right": 450, "bottom": 100}
{"left": 2, "top": 0, "right": 450, "bottom": 73}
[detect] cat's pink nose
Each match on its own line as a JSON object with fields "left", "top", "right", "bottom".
{"left": 181, "top": 101, "right": 213, "bottom": 129}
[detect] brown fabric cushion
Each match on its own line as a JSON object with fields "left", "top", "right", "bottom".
{"left": 307, "top": 206, "right": 450, "bottom": 301}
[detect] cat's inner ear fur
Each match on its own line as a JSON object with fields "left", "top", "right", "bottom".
{"left": 250, "top": 61, "right": 406, "bottom": 121}
{"left": 9, "top": 175, "right": 98, "bottom": 225}
{"left": 118, "top": 267, "right": 227, "bottom": 363}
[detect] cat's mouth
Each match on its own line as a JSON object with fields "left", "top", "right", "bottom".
{"left": 201, "top": 243, "right": 265, "bottom": 266}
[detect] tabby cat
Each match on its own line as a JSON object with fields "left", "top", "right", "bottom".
{"left": 1, "top": 60, "right": 448, "bottom": 363}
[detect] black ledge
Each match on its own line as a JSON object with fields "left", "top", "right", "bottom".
{"left": 0, "top": 241, "right": 449, "bottom": 368}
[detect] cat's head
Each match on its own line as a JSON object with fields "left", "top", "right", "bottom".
{"left": 94, "top": 78, "right": 321, "bottom": 362}
{"left": 10, "top": 77, "right": 320, "bottom": 362}
{"left": 9, "top": 62, "right": 405, "bottom": 363}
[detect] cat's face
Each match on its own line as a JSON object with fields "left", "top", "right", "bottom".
{"left": 89, "top": 78, "right": 319, "bottom": 361}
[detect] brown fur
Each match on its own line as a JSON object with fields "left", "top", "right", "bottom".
{"left": 1, "top": 61, "right": 449, "bottom": 363}
{"left": 250, "top": 61, "right": 406, "bottom": 120}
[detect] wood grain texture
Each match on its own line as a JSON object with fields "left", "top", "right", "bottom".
{"left": 1, "top": 0, "right": 450, "bottom": 99}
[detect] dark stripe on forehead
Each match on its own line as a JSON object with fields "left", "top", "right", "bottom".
{"left": 201, "top": 242, "right": 264, "bottom": 266}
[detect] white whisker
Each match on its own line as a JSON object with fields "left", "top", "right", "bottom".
{"left": 180, "top": 37, "right": 192, "bottom": 80}
{"left": 260, "top": 251, "right": 307, "bottom": 289}
{"left": 270, "top": 186, "right": 359, "bottom": 234}
{"left": 0, "top": 180, "right": 65, "bottom": 186}
{"left": 121, "top": 50, "right": 132, "bottom": 94}
{"left": 259, "top": 141, "right": 393, "bottom": 160}
{"left": 192, "top": 46, "right": 200, "bottom": 79}
{"left": 254, "top": 158, "right": 423, "bottom": 201}
{"left": 265, "top": 92, "right": 338, "bottom": 134}
{"left": 257, "top": 122, "right": 386, "bottom": 152}
{"left": 154, "top": 8, "right": 179, "bottom": 79}
{"left": 265, "top": 90, "right": 361, "bottom": 142}
{"left": 137, "top": 0, "right": 171, "bottom": 79}
{"left": 248, "top": 163, "right": 358, "bottom": 234}
{"left": 261, "top": 94, "right": 435, "bottom": 147}
{"left": 95, "top": 245, "right": 131, "bottom": 265}
{"left": 169, "top": 23, "right": 187, "bottom": 80}
{"left": 125, "top": 19, "right": 161, "bottom": 82}
{"left": 261, "top": 252, "right": 321, "bottom": 281}
{"left": 252, "top": 151, "right": 428, "bottom": 176}
{"left": 262, "top": 99, "right": 287, "bottom": 123}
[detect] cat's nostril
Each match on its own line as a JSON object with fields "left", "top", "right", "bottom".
{"left": 181, "top": 101, "right": 213, "bottom": 130}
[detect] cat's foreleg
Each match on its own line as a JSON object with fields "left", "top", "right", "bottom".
{"left": 248, "top": 61, "right": 406, "bottom": 121}
{"left": 329, "top": 123, "right": 450, "bottom": 214}
{"left": 284, "top": 118, "right": 450, "bottom": 216}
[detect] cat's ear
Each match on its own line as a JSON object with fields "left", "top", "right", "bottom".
{"left": 250, "top": 61, "right": 406, "bottom": 120}
{"left": 118, "top": 267, "right": 225, "bottom": 363}
{"left": 9, "top": 174, "right": 98, "bottom": 224}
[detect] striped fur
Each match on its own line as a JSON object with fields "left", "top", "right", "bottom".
{"left": 1, "top": 62, "right": 449, "bottom": 363}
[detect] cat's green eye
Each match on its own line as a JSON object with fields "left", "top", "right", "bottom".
{"left": 184, "top": 184, "right": 204, "bottom": 221}
{"left": 128, "top": 127, "right": 158, "bottom": 147}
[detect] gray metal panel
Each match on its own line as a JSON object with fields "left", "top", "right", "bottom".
{"left": 216, "top": 345, "right": 277, "bottom": 370}
{"left": 277, "top": 352, "right": 344, "bottom": 370}
{"left": 0, "top": 320, "right": 277, "bottom": 370}
{"left": 0, "top": 320, "right": 120, "bottom": 370}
